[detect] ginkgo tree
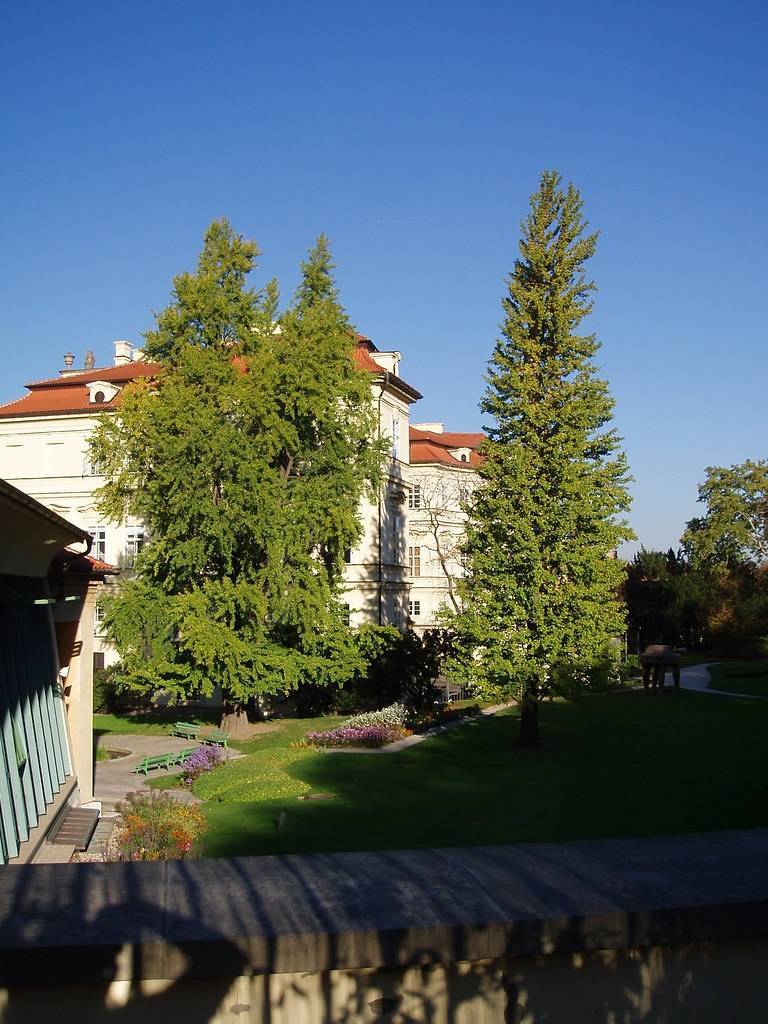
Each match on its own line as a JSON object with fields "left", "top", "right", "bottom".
{"left": 91, "top": 221, "right": 385, "bottom": 732}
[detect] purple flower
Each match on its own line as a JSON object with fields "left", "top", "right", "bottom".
{"left": 304, "top": 725, "right": 405, "bottom": 748}
{"left": 181, "top": 745, "right": 225, "bottom": 785}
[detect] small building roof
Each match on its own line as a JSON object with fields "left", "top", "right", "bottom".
{"left": 409, "top": 426, "right": 485, "bottom": 468}
{"left": 0, "top": 362, "right": 160, "bottom": 419}
{"left": 0, "top": 479, "right": 92, "bottom": 577}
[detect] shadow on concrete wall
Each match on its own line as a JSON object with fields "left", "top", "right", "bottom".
{"left": 0, "top": 844, "right": 742, "bottom": 1023}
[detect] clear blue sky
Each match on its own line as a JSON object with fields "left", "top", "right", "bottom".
{"left": 1, "top": 0, "right": 766, "bottom": 553}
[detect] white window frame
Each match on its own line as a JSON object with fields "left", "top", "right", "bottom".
{"left": 391, "top": 416, "right": 400, "bottom": 460}
{"left": 408, "top": 545, "right": 421, "bottom": 577}
{"left": 408, "top": 484, "right": 421, "bottom": 510}
{"left": 89, "top": 526, "right": 107, "bottom": 561}
{"left": 125, "top": 525, "right": 144, "bottom": 567}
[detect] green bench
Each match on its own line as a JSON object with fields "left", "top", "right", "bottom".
{"left": 175, "top": 746, "right": 198, "bottom": 765}
{"left": 133, "top": 753, "right": 176, "bottom": 776}
{"left": 171, "top": 721, "right": 201, "bottom": 740}
{"left": 133, "top": 747, "right": 199, "bottom": 776}
{"left": 202, "top": 729, "right": 229, "bottom": 747}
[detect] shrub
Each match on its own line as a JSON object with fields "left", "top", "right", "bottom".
{"left": 304, "top": 725, "right": 406, "bottom": 748}
{"left": 93, "top": 666, "right": 119, "bottom": 713}
{"left": 112, "top": 790, "right": 207, "bottom": 860}
{"left": 409, "top": 703, "right": 482, "bottom": 732}
{"left": 181, "top": 745, "right": 225, "bottom": 786}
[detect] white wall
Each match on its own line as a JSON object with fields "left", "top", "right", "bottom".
{"left": 406, "top": 462, "right": 478, "bottom": 632}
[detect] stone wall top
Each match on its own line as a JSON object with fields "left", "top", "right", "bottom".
{"left": 2, "top": 830, "right": 768, "bottom": 986}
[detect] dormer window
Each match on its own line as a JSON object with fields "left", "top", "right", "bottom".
{"left": 448, "top": 447, "right": 472, "bottom": 463}
{"left": 87, "top": 380, "right": 120, "bottom": 404}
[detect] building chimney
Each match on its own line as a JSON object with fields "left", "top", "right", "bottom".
{"left": 412, "top": 422, "right": 445, "bottom": 434}
{"left": 84, "top": 350, "right": 95, "bottom": 370}
{"left": 63, "top": 352, "right": 74, "bottom": 368}
{"left": 113, "top": 340, "right": 133, "bottom": 366}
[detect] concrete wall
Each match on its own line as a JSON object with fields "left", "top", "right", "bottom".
{"left": 2, "top": 942, "right": 768, "bottom": 1022}
{"left": 3, "top": 831, "right": 768, "bottom": 1022}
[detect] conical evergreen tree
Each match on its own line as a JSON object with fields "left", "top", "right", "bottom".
{"left": 91, "top": 222, "right": 384, "bottom": 732}
{"left": 451, "top": 172, "right": 633, "bottom": 747}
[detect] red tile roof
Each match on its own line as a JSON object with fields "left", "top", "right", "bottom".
{"left": 409, "top": 426, "right": 485, "bottom": 467}
{"left": 0, "top": 338, "right": 421, "bottom": 417}
{"left": 51, "top": 549, "right": 119, "bottom": 577}
{"left": 0, "top": 362, "right": 160, "bottom": 419}
{"left": 353, "top": 338, "right": 422, "bottom": 400}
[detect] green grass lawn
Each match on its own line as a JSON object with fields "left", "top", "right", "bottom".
{"left": 707, "top": 660, "right": 768, "bottom": 696}
{"left": 189, "top": 692, "right": 768, "bottom": 859}
{"left": 93, "top": 709, "right": 220, "bottom": 736}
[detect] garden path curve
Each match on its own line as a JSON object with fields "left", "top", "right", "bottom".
{"left": 679, "top": 663, "right": 768, "bottom": 700}
{"left": 93, "top": 734, "right": 237, "bottom": 811}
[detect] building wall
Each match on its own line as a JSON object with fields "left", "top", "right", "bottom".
{"left": 0, "top": 368, "right": 418, "bottom": 659}
{"left": 341, "top": 385, "right": 412, "bottom": 628}
{"left": 0, "top": 575, "right": 73, "bottom": 864}
{"left": 0, "top": 414, "right": 141, "bottom": 666}
{"left": 406, "top": 462, "right": 478, "bottom": 632}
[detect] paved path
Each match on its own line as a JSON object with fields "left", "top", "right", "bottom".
{"left": 94, "top": 734, "right": 237, "bottom": 810}
{"left": 678, "top": 662, "right": 767, "bottom": 699}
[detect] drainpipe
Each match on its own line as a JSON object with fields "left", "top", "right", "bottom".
{"left": 376, "top": 371, "right": 390, "bottom": 626}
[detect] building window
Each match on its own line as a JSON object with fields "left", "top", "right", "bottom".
{"left": 125, "top": 525, "right": 144, "bottom": 567}
{"left": 87, "top": 458, "right": 105, "bottom": 476}
{"left": 408, "top": 545, "right": 421, "bottom": 577}
{"left": 409, "top": 600, "right": 421, "bottom": 617}
{"left": 460, "top": 453, "right": 468, "bottom": 462}
{"left": 94, "top": 603, "right": 105, "bottom": 632}
{"left": 89, "top": 526, "right": 106, "bottom": 560}
{"left": 408, "top": 484, "right": 421, "bottom": 510}
{"left": 93, "top": 652, "right": 105, "bottom": 672}
{"left": 391, "top": 416, "right": 400, "bottom": 460}
{"left": 344, "top": 548, "right": 352, "bottom": 564}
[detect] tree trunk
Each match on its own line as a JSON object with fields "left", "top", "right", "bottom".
{"left": 514, "top": 696, "right": 540, "bottom": 749}
{"left": 219, "top": 700, "right": 251, "bottom": 739}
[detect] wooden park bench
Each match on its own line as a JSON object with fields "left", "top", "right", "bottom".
{"left": 640, "top": 644, "right": 681, "bottom": 695}
{"left": 171, "top": 722, "right": 200, "bottom": 741}
{"left": 133, "top": 753, "right": 176, "bottom": 776}
{"left": 202, "top": 729, "right": 229, "bottom": 748}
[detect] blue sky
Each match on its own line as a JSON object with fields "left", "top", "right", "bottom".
{"left": 1, "top": 0, "right": 766, "bottom": 553}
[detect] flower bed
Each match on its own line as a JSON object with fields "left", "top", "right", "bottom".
{"left": 339, "top": 703, "right": 409, "bottom": 730}
{"left": 113, "top": 790, "right": 207, "bottom": 860}
{"left": 181, "top": 745, "right": 225, "bottom": 785}
{"left": 304, "top": 724, "right": 407, "bottom": 748}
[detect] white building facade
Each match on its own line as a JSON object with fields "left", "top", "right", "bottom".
{"left": 0, "top": 338, "right": 424, "bottom": 664}
{"left": 406, "top": 424, "right": 484, "bottom": 633}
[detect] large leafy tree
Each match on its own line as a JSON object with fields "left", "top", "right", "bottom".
{"left": 91, "top": 221, "right": 384, "bottom": 730}
{"left": 451, "top": 171, "right": 632, "bottom": 747}
{"left": 682, "top": 460, "right": 768, "bottom": 568}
